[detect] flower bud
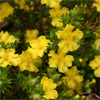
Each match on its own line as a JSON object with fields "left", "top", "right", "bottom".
{"left": 47, "top": 68, "right": 56, "bottom": 74}
{"left": 72, "top": 5, "right": 80, "bottom": 16}
{"left": 82, "top": 95, "right": 86, "bottom": 99}
{"left": 79, "top": 58, "right": 83, "bottom": 63}
{"left": 75, "top": 95, "right": 80, "bottom": 99}
{"left": 52, "top": 74, "right": 61, "bottom": 80}
{"left": 0, "top": 81, "right": 3, "bottom": 88}
{"left": 75, "top": 22, "right": 81, "bottom": 27}
{"left": 30, "top": 79, "right": 36, "bottom": 86}
{"left": 33, "top": 94, "right": 41, "bottom": 100}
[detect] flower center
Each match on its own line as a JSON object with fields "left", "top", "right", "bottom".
{"left": 58, "top": 56, "right": 63, "bottom": 61}
{"left": 69, "top": 75, "right": 74, "bottom": 79}
{"left": 26, "top": 56, "right": 32, "bottom": 62}
{"left": 4, "top": 54, "right": 9, "bottom": 60}
{"left": 57, "top": 13, "right": 61, "bottom": 17}
{"left": 37, "top": 44, "right": 42, "bottom": 49}
{"left": 44, "top": 85, "right": 49, "bottom": 91}
{"left": 32, "top": 36, "right": 36, "bottom": 39}
{"left": 67, "top": 34, "right": 73, "bottom": 40}
{"left": 0, "top": 10, "right": 6, "bottom": 15}
{"left": 1, "top": 40, "right": 5, "bottom": 43}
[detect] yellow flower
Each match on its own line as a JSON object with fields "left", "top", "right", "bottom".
{"left": 0, "top": 2, "right": 14, "bottom": 23}
{"left": 63, "top": 66, "right": 83, "bottom": 88}
{"left": 92, "top": 0, "right": 100, "bottom": 12}
{"left": 89, "top": 55, "right": 100, "bottom": 69}
{"left": 89, "top": 55, "right": 100, "bottom": 77}
{"left": 94, "top": 39, "right": 100, "bottom": 50}
{"left": 67, "top": 80, "right": 76, "bottom": 89}
{"left": 66, "top": 89, "right": 74, "bottom": 97}
{"left": 48, "top": 49, "right": 74, "bottom": 73}
{"left": 79, "top": 58, "right": 83, "bottom": 63}
{"left": 51, "top": 17, "right": 63, "bottom": 27}
{"left": 41, "top": 76, "right": 57, "bottom": 91}
{"left": 18, "top": 49, "right": 41, "bottom": 72}
{"left": 49, "top": 7, "right": 69, "bottom": 18}
{"left": 28, "top": 36, "right": 50, "bottom": 59}
{"left": 74, "top": 83, "right": 83, "bottom": 93}
{"left": 0, "top": 48, "right": 21, "bottom": 68}
{"left": 75, "top": 95, "right": 80, "bottom": 99}
{"left": 43, "top": 89, "right": 58, "bottom": 99}
{"left": 24, "top": 29, "right": 39, "bottom": 43}
{"left": 49, "top": 7, "right": 69, "bottom": 27}
{"left": 94, "top": 67, "right": 100, "bottom": 77}
{"left": 0, "top": 31, "right": 16, "bottom": 45}
{"left": 14, "top": 0, "right": 26, "bottom": 9}
{"left": 82, "top": 95, "right": 85, "bottom": 99}
{"left": 66, "top": 83, "right": 82, "bottom": 97}
{"left": 14, "top": 0, "right": 33, "bottom": 11}
{"left": 41, "top": 76, "right": 58, "bottom": 99}
{"left": 41, "top": 0, "right": 62, "bottom": 8}
{"left": 56, "top": 24, "right": 83, "bottom": 53}
{"left": 41, "top": 0, "right": 49, "bottom": 6}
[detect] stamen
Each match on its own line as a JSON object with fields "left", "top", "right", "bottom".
{"left": 26, "top": 56, "right": 32, "bottom": 62}
{"left": 4, "top": 54, "right": 9, "bottom": 60}
{"left": 37, "top": 44, "right": 42, "bottom": 49}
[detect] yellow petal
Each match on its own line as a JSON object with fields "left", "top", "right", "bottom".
{"left": 72, "top": 29, "right": 83, "bottom": 40}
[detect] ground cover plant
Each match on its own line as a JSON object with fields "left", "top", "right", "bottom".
{"left": 0, "top": 0, "right": 100, "bottom": 100}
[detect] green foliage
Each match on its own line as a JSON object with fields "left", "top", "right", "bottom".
{"left": 0, "top": 66, "right": 12, "bottom": 93}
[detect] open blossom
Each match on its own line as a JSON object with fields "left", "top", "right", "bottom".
{"left": 41, "top": 76, "right": 58, "bottom": 99}
{"left": 49, "top": 7, "right": 69, "bottom": 18}
{"left": 43, "top": 90, "right": 58, "bottom": 99}
{"left": 14, "top": 0, "right": 34, "bottom": 11}
{"left": 18, "top": 49, "right": 41, "bottom": 72}
{"left": 63, "top": 66, "right": 83, "bottom": 89}
{"left": 41, "top": 0, "right": 62, "bottom": 8}
{"left": 51, "top": 17, "right": 63, "bottom": 27}
{"left": 0, "top": 2, "right": 14, "bottom": 23}
{"left": 62, "top": 66, "right": 83, "bottom": 96}
{"left": 48, "top": 49, "right": 74, "bottom": 73}
{"left": 92, "top": 0, "right": 100, "bottom": 12}
{"left": 56, "top": 24, "right": 83, "bottom": 53}
{"left": 0, "top": 31, "right": 18, "bottom": 48}
{"left": 28, "top": 36, "right": 50, "bottom": 59}
{"left": 66, "top": 83, "right": 83, "bottom": 96}
{"left": 24, "top": 29, "right": 39, "bottom": 43}
{"left": 0, "top": 31, "right": 17, "bottom": 45}
{"left": 49, "top": 7, "right": 69, "bottom": 27}
{"left": 89, "top": 55, "right": 100, "bottom": 77}
{"left": 0, "top": 48, "right": 21, "bottom": 68}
